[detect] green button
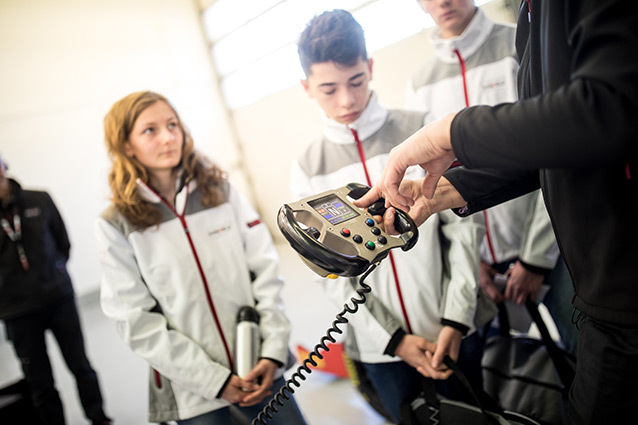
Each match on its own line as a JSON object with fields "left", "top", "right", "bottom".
{"left": 365, "top": 241, "right": 375, "bottom": 250}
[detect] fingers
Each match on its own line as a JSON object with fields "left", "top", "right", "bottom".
{"left": 482, "top": 282, "right": 505, "bottom": 304}
{"left": 422, "top": 172, "right": 442, "bottom": 199}
{"left": 416, "top": 351, "right": 454, "bottom": 380}
{"left": 221, "top": 375, "right": 260, "bottom": 405}
{"left": 353, "top": 185, "right": 383, "bottom": 208}
{"left": 239, "top": 387, "right": 272, "bottom": 407}
{"left": 382, "top": 207, "right": 399, "bottom": 235}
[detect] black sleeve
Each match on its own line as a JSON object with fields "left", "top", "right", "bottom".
{"left": 384, "top": 328, "right": 407, "bottom": 357}
{"left": 451, "top": 0, "right": 638, "bottom": 171}
{"left": 46, "top": 193, "right": 71, "bottom": 260}
{"left": 444, "top": 166, "right": 540, "bottom": 216}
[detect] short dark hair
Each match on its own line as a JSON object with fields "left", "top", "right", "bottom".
{"left": 297, "top": 9, "right": 368, "bottom": 76}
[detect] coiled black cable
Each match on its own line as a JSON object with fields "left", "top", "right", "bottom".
{"left": 251, "top": 263, "right": 378, "bottom": 425}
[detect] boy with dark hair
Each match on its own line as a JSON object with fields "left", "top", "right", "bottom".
{"left": 292, "top": 9, "right": 493, "bottom": 423}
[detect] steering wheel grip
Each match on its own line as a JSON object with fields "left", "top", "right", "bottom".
{"left": 277, "top": 204, "right": 369, "bottom": 276}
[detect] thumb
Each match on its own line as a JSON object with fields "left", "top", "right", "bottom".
{"left": 422, "top": 173, "right": 442, "bottom": 199}
{"left": 237, "top": 377, "right": 259, "bottom": 391}
{"left": 418, "top": 338, "right": 436, "bottom": 354}
{"left": 431, "top": 346, "right": 446, "bottom": 369}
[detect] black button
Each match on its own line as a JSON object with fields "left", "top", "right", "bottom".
{"left": 353, "top": 235, "right": 363, "bottom": 243}
{"left": 371, "top": 227, "right": 381, "bottom": 235}
{"left": 377, "top": 236, "right": 387, "bottom": 244}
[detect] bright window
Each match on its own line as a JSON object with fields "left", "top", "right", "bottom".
{"left": 202, "top": 0, "right": 492, "bottom": 109}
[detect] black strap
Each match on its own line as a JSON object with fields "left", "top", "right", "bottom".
{"left": 417, "top": 357, "right": 503, "bottom": 425}
{"left": 524, "top": 300, "right": 575, "bottom": 391}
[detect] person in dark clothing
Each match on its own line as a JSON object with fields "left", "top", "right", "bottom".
{"left": 355, "top": 1, "right": 637, "bottom": 424}
{"left": 0, "top": 155, "right": 111, "bottom": 425}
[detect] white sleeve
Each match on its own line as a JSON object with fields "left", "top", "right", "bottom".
{"left": 405, "top": 78, "right": 426, "bottom": 112}
{"left": 95, "top": 217, "right": 230, "bottom": 400}
{"left": 438, "top": 210, "right": 485, "bottom": 331}
{"left": 519, "top": 191, "right": 560, "bottom": 269}
{"left": 290, "top": 159, "right": 314, "bottom": 201}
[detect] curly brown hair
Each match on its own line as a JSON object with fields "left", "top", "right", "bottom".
{"left": 103, "top": 91, "right": 226, "bottom": 228}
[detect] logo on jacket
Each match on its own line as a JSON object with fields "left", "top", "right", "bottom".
{"left": 208, "top": 225, "right": 231, "bottom": 236}
{"left": 23, "top": 207, "right": 41, "bottom": 218}
{"left": 481, "top": 79, "right": 505, "bottom": 91}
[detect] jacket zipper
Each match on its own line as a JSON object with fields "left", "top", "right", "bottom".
{"left": 152, "top": 183, "right": 234, "bottom": 370}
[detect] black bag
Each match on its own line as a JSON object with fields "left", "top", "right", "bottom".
{"left": 400, "top": 357, "right": 541, "bottom": 425}
{"left": 481, "top": 300, "right": 576, "bottom": 425}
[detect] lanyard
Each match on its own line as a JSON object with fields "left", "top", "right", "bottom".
{"left": 1, "top": 209, "right": 29, "bottom": 271}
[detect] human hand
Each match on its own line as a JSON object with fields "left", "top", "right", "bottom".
{"left": 504, "top": 261, "right": 544, "bottom": 304}
{"left": 418, "top": 326, "right": 462, "bottom": 380}
{"left": 355, "top": 177, "right": 466, "bottom": 233}
{"left": 237, "top": 358, "right": 278, "bottom": 407}
{"left": 479, "top": 261, "right": 504, "bottom": 304}
{"left": 219, "top": 374, "right": 260, "bottom": 405}
{"left": 353, "top": 113, "right": 458, "bottom": 213}
{"left": 394, "top": 334, "right": 437, "bottom": 371}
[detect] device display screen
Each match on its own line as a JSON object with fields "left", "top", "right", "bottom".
{"left": 309, "top": 194, "right": 359, "bottom": 225}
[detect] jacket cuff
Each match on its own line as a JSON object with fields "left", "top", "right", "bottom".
{"left": 216, "top": 371, "right": 233, "bottom": 398}
{"left": 384, "top": 328, "right": 407, "bottom": 357}
{"left": 519, "top": 260, "right": 552, "bottom": 276}
{"left": 260, "top": 357, "right": 283, "bottom": 368}
{"left": 441, "top": 319, "right": 469, "bottom": 336}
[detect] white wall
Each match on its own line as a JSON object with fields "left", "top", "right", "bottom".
{"left": 0, "top": 0, "right": 247, "bottom": 296}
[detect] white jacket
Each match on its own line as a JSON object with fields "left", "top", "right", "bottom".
{"left": 406, "top": 8, "right": 559, "bottom": 269}
{"left": 95, "top": 178, "right": 290, "bottom": 422}
{"left": 290, "top": 94, "right": 487, "bottom": 363}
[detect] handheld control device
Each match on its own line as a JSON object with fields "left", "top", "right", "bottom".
{"left": 252, "top": 183, "right": 419, "bottom": 425}
{"left": 277, "top": 182, "right": 419, "bottom": 278}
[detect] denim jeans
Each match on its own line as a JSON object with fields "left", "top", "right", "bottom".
{"left": 176, "top": 377, "right": 307, "bottom": 425}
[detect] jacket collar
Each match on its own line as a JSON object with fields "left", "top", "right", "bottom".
{"left": 428, "top": 8, "right": 494, "bottom": 63}
{"left": 321, "top": 91, "right": 388, "bottom": 145}
{"left": 135, "top": 169, "right": 193, "bottom": 211}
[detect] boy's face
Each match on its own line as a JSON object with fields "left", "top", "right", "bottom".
{"left": 301, "top": 58, "right": 373, "bottom": 125}
{"left": 419, "top": 0, "right": 476, "bottom": 39}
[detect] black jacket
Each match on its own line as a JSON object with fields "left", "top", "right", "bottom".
{"left": 0, "top": 179, "right": 74, "bottom": 319}
{"left": 446, "top": 0, "right": 638, "bottom": 325}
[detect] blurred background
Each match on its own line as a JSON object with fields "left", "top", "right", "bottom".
{"left": 0, "top": 1, "right": 518, "bottom": 423}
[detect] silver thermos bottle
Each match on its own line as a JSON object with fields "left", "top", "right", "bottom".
{"left": 234, "top": 306, "right": 260, "bottom": 379}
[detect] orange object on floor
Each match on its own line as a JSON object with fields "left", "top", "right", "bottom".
{"left": 296, "top": 342, "right": 349, "bottom": 379}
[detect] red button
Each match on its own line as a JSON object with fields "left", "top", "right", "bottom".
{"left": 340, "top": 228, "right": 351, "bottom": 237}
